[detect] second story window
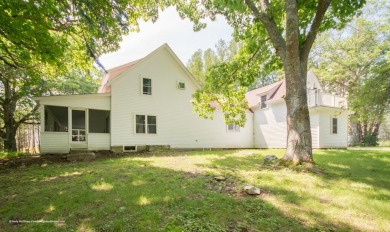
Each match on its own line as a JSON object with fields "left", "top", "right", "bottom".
{"left": 260, "top": 95, "right": 268, "bottom": 109}
{"left": 143, "top": 78, "right": 152, "bottom": 95}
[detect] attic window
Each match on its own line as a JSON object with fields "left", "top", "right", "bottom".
{"left": 177, "top": 81, "right": 185, "bottom": 90}
{"left": 260, "top": 95, "right": 268, "bottom": 109}
{"left": 142, "top": 78, "right": 152, "bottom": 95}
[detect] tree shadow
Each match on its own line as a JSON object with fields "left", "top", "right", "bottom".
{"left": 0, "top": 152, "right": 371, "bottom": 231}
{"left": 201, "top": 151, "right": 390, "bottom": 231}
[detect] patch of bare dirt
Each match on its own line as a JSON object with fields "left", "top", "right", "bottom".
{"left": 0, "top": 151, "right": 143, "bottom": 170}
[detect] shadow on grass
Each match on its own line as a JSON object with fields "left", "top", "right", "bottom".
{"left": 201, "top": 151, "right": 390, "bottom": 231}
{"left": 0, "top": 153, "right": 366, "bottom": 232}
{"left": 315, "top": 150, "right": 390, "bottom": 192}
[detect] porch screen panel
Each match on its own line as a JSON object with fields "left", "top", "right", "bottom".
{"left": 89, "top": 110, "right": 110, "bottom": 133}
{"left": 44, "top": 105, "right": 68, "bottom": 132}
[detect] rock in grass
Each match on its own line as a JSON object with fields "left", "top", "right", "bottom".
{"left": 214, "top": 176, "right": 226, "bottom": 181}
{"left": 244, "top": 185, "right": 261, "bottom": 195}
{"left": 263, "top": 155, "right": 278, "bottom": 163}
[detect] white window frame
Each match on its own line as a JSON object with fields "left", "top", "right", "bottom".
{"left": 260, "top": 95, "right": 268, "bottom": 109}
{"left": 227, "top": 124, "right": 240, "bottom": 132}
{"left": 331, "top": 117, "right": 338, "bottom": 134}
{"left": 142, "top": 77, "right": 152, "bottom": 95}
{"left": 177, "top": 81, "right": 185, "bottom": 90}
{"left": 123, "top": 145, "right": 137, "bottom": 152}
{"left": 135, "top": 114, "right": 157, "bottom": 134}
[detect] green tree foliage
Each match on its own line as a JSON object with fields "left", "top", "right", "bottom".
{"left": 0, "top": 0, "right": 167, "bottom": 151}
{"left": 187, "top": 39, "right": 240, "bottom": 84}
{"left": 311, "top": 0, "right": 390, "bottom": 146}
{"left": 177, "top": 0, "right": 365, "bottom": 164}
{"left": 0, "top": 64, "right": 99, "bottom": 151}
{"left": 0, "top": 0, "right": 165, "bottom": 70}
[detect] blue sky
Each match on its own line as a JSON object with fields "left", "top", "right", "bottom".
{"left": 99, "top": 7, "right": 233, "bottom": 70}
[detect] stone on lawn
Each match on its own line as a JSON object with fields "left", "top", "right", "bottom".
{"left": 214, "top": 176, "right": 226, "bottom": 181}
{"left": 263, "top": 155, "right": 278, "bottom": 163}
{"left": 244, "top": 185, "right": 261, "bottom": 195}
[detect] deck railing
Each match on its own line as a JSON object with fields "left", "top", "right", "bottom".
{"left": 307, "top": 90, "right": 347, "bottom": 108}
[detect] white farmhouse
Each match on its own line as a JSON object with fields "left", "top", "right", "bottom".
{"left": 34, "top": 44, "right": 351, "bottom": 153}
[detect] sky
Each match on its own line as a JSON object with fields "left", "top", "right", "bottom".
{"left": 98, "top": 7, "right": 233, "bottom": 70}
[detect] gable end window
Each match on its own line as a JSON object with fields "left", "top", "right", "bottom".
{"left": 332, "top": 117, "right": 338, "bottom": 134}
{"left": 135, "top": 114, "right": 157, "bottom": 134}
{"left": 177, "top": 81, "right": 185, "bottom": 90}
{"left": 142, "top": 78, "right": 152, "bottom": 95}
{"left": 260, "top": 95, "right": 268, "bottom": 109}
{"left": 227, "top": 124, "right": 240, "bottom": 132}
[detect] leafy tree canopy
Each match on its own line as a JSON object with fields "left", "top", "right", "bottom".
{"left": 178, "top": 0, "right": 365, "bottom": 125}
{"left": 176, "top": 0, "right": 365, "bottom": 163}
{"left": 311, "top": 0, "right": 390, "bottom": 145}
{"left": 0, "top": 0, "right": 165, "bottom": 72}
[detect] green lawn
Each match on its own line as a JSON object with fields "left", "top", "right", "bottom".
{"left": 0, "top": 149, "right": 389, "bottom": 231}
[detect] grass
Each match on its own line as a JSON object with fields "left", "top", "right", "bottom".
{"left": 379, "top": 140, "right": 390, "bottom": 147}
{"left": 0, "top": 149, "right": 389, "bottom": 231}
{"left": 0, "top": 151, "right": 31, "bottom": 159}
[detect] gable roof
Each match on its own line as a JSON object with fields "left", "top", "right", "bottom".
{"left": 245, "top": 70, "right": 323, "bottom": 109}
{"left": 245, "top": 80, "right": 285, "bottom": 108}
{"left": 98, "top": 43, "right": 200, "bottom": 93}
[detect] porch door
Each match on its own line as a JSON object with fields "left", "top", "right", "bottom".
{"left": 71, "top": 110, "right": 86, "bottom": 143}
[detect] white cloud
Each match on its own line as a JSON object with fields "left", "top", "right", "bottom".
{"left": 99, "top": 7, "right": 233, "bottom": 69}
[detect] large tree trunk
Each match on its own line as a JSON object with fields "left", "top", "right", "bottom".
{"left": 2, "top": 79, "right": 18, "bottom": 151}
{"left": 282, "top": 64, "right": 313, "bottom": 164}
{"left": 281, "top": 0, "right": 313, "bottom": 164}
{"left": 245, "top": 0, "right": 330, "bottom": 164}
{"left": 4, "top": 126, "right": 17, "bottom": 151}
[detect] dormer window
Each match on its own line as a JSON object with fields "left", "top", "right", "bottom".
{"left": 260, "top": 95, "right": 268, "bottom": 109}
{"left": 142, "top": 78, "right": 152, "bottom": 95}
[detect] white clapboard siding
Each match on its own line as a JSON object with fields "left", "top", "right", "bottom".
{"left": 88, "top": 133, "right": 111, "bottom": 150}
{"left": 40, "top": 132, "right": 69, "bottom": 153}
{"left": 254, "top": 102, "right": 323, "bottom": 148}
{"left": 310, "top": 112, "right": 320, "bottom": 148}
{"left": 110, "top": 46, "right": 253, "bottom": 148}
{"left": 319, "top": 111, "right": 348, "bottom": 148}
{"left": 253, "top": 102, "right": 287, "bottom": 148}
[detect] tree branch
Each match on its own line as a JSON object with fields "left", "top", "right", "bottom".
{"left": 244, "top": 0, "right": 286, "bottom": 63}
{"left": 15, "top": 104, "right": 40, "bottom": 128}
{"left": 300, "top": 0, "right": 331, "bottom": 62}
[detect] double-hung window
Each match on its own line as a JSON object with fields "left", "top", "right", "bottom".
{"left": 135, "top": 115, "right": 157, "bottom": 134}
{"left": 143, "top": 78, "right": 152, "bottom": 95}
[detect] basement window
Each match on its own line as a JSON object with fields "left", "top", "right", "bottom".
{"left": 44, "top": 105, "right": 68, "bottom": 132}
{"left": 123, "top": 146, "right": 137, "bottom": 152}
